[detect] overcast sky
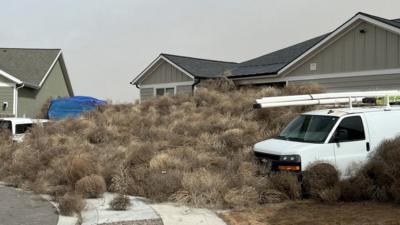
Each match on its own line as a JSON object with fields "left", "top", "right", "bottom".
{"left": 1, "top": 0, "right": 399, "bottom": 102}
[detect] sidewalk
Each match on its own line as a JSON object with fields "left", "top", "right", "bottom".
{"left": 0, "top": 185, "right": 58, "bottom": 225}
{"left": 151, "top": 203, "right": 226, "bottom": 225}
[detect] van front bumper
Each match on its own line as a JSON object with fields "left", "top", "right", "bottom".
{"left": 254, "top": 151, "right": 302, "bottom": 172}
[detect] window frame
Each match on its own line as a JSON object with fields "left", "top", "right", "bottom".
{"left": 154, "top": 87, "right": 176, "bottom": 97}
{"left": 15, "top": 123, "right": 33, "bottom": 135}
{"left": 329, "top": 115, "right": 366, "bottom": 143}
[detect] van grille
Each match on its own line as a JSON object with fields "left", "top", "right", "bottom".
{"left": 254, "top": 151, "right": 280, "bottom": 161}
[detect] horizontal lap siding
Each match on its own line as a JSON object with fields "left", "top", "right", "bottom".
{"left": 287, "top": 21, "right": 400, "bottom": 77}
{"left": 176, "top": 85, "right": 193, "bottom": 96}
{"left": 18, "top": 60, "right": 70, "bottom": 118}
{"left": 0, "top": 86, "right": 14, "bottom": 116}
{"left": 289, "top": 73, "right": 400, "bottom": 91}
{"left": 140, "top": 88, "right": 154, "bottom": 101}
{"left": 140, "top": 60, "right": 193, "bottom": 85}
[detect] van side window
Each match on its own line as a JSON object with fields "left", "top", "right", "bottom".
{"left": 334, "top": 116, "right": 365, "bottom": 142}
{"left": 15, "top": 123, "right": 33, "bottom": 134}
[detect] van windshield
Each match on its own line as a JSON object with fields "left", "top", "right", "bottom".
{"left": 277, "top": 115, "right": 338, "bottom": 143}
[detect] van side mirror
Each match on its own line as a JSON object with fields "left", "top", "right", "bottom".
{"left": 334, "top": 129, "right": 348, "bottom": 142}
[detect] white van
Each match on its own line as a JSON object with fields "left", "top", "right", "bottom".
{"left": 253, "top": 91, "right": 400, "bottom": 176}
{"left": 0, "top": 118, "right": 48, "bottom": 142}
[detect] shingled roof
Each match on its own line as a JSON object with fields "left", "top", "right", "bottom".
{"left": 161, "top": 53, "right": 238, "bottom": 78}
{"left": 228, "top": 12, "right": 400, "bottom": 78}
{"left": 359, "top": 12, "right": 400, "bottom": 29}
{"left": 228, "top": 34, "right": 329, "bottom": 77}
{"left": 0, "top": 48, "right": 62, "bottom": 88}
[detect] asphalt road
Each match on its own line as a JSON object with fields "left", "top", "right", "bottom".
{"left": 0, "top": 185, "right": 58, "bottom": 225}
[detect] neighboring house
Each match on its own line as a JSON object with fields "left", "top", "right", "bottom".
{"left": 0, "top": 48, "right": 74, "bottom": 118}
{"left": 132, "top": 12, "right": 400, "bottom": 100}
{"left": 228, "top": 12, "right": 400, "bottom": 92}
{"left": 130, "top": 54, "right": 237, "bottom": 101}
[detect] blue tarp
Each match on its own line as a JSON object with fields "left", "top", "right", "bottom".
{"left": 48, "top": 96, "right": 106, "bottom": 119}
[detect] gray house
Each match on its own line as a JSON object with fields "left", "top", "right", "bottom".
{"left": 132, "top": 12, "right": 400, "bottom": 101}
{"left": 0, "top": 48, "right": 74, "bottom": 118}
{"left": 229, "top": 12, "right": 400, "bottom": 91}
{"left": 130, "top": 54, "right": 237, "bottom": 101}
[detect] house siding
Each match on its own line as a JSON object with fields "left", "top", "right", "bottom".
{"left": 141, "top": 60, "right": 193, "bottom": 85}
{"left": 0, "top": 76, "right": 13, "bottom": 83}
{"left": 176, "top": 85, "right": 193, "bottom": 96}
{"left": 0, "top": 86, "right": 14, "bottom": 116}
{"left": 287, "top": 21, "right": 400, "bottom": 77}
{"left": 140, "top": 88, "right": 154, "bottom": 101}
{"left": 289, "top": 73, "right": 400, "bottom": 91}
{"left": 18, "top": 60, "right": 70, "bottom": 118}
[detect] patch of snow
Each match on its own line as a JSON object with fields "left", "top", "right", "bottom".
{"left": 151, "top": 203, "right": 226, "bottom": 225}
{"left": 81, "top": 193, "right": 160, "bottom": 225}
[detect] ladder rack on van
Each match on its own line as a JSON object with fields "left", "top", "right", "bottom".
{"left": 254, "top": 90, "right": 400, "bottom": 109}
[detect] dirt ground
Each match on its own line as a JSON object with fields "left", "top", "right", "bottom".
{"left": 220, "top": 201, "right": 400, "bottom": 225}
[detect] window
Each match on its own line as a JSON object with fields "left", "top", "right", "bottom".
{"left": 165, "top": 88, "right": 174, "bottom": 96}
{"left": 277, "top": 115, "right": 339, "bottom": 143}
{"left": 156, "top": 88, "right": 165, "bottom": 96}
{"left": 155, "top": 87, "right": 175, "bottom": 97}
{"left": 15, "top": 123, "right": 33, "bottom": 134}
{"left": 331, "top": 116, "right": 365, "bottom": 142}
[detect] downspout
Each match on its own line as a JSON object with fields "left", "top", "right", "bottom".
{"left": 192, "top": 78, "right": 201, "bottom": 94}
{"left": 15, "top": 83, "right": 24, "bottom": 117}
{"left": 131, "top": 82, "right": 141, "bottom": 103}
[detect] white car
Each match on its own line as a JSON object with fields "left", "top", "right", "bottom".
{"left": 253, "top": 106, "right": 400, "bottom": 176}
{"left": 0, "top": 118, "right": 48, "bottom": 142}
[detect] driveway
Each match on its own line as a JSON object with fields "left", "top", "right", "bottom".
{"left": 0, "top": 185, "right": 58, "bottom": 225}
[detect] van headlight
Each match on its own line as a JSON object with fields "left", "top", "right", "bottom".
{"left": 279, "top": 155, "right": 301, "bottom": 163}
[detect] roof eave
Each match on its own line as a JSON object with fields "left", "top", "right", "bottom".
{"left": 131, "top": 54, "right": 195, "bottom": 86}
{"left": 228, "top": 72, "right": 279, "bottom": 79}
{"left": 278, "top": 12, "right": 400, "bottom": 75}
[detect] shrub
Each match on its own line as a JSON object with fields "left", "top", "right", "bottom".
{"left": 340, "top": 136, "right": 400, "bottom": 203}
{"left": 258, "top": 189, "right": 288, "bottom": 204}
{"left": 269, "top": 173, "right": 301, "bottom": 200}
{"left": 75, "top": 175, "right": 106, "bottom": 198}
{"left": 67, "top": 154, "right": 99, "bottom": 184}
{"left": 142, "top": 169, "right": 183, "bottom": 202}
{"left": 302, "top": 163, "right": 340, "bottom": 202}
{"left": 87, "top": 126, "right": 112, "bottom": 144}
{"left": 109, "top": 194, "right": 131, "bottom": 210}
{"left": 340, "top": 175, "right": 374, "bottom": 201}
{"left": 0, "top": 82, "right": 323, "bottom": 209}
{"left": 223, "top": 186, "right": 259, "bottom": 208}
{"left": 317, "top": 185, "right": 341, "bottom": 203}
{"left": 178, "top": 169, "right": 228, "bottom": 208}
{"left": 58, "top": 192, "right": 85, "bottom": 216}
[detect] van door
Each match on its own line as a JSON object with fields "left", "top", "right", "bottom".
{"left": 330, "top": 115, "right": 369, "bottom": 176}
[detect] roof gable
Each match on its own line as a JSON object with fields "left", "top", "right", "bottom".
{"left": 279, "top": 12, "right": 400, "bottom": 76}
{"left": 0, "top": 48, "right": 61, "bottom": 87}
{"left": 132, "top": 54, "right": 238, "bottom": 85}
{"left": 229, "top": 12, "right": 400, "bottom": 79}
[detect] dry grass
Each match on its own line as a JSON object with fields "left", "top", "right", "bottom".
{"left": 269, "top": 173, "right": 301, "bottom": 200}
{"left": 340, "top": 136, "right": 400, "bottom": 203}
{"left": 302, "top": 163, "right": 340, "bottom": 203}
{"left": 75, "top": 175, "right": 107, "bottom": 198}
{"left": 109, "top": 194, "right": 131, "bottom": 211}
{"left": 58, "top": 192, "right": 85, "bottom": 216}
{"left": 221, "top": 201, "right": 400, "bottom": 225}
{"left": 0, "top": 80, "right": 323, "bottom": 210}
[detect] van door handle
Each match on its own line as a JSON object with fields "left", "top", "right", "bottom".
{"left": 366, "top": 142, "right": 370, "bottom": 152}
